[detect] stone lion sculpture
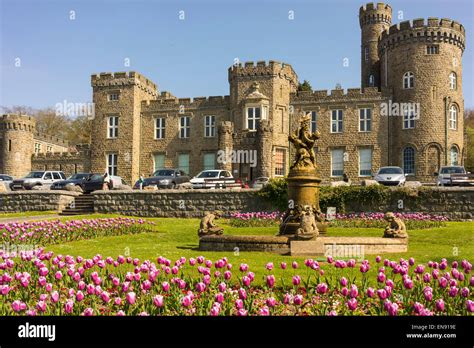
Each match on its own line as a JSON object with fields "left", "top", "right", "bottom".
{"left": 198, "top": 211, "right": 224, "bottom": 238}
{"left": 383, "top": 212, "right": 408, "bottom": 238}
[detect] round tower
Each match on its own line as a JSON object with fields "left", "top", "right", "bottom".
{"left": 379, "top": 18, "right": 466, "bottom": 180}
{"left": 359, "top": 3, "right": 392, "bottom": 88}
{"left": 0, "top": 114, "right": 36, "bottom": 178}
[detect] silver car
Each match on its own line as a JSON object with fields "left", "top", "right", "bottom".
{"left": 374, "top": 166, "right": 406, "bottom": 186}
{"left": 10, "top": 171, "right": 66, "bottom": 190}
{"left": 435, "top": 166, "right": 468, "bottom": 186}
{"left": 0, "top": 174, "right": 13, "bottom": 190}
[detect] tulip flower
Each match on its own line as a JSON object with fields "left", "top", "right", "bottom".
{"left": 153, "top": 295, "right": 164, "bottom": 308}
{"left": 126, "top": 292, "right": 136, "bottom": 305}
{"left": 266, "top": 275, "right": 275, "bottom": 288}
{"left": 347, "top": 298, "right": 357, "bottom": 311}
{"left": 293, "top": 294, "right": 303, "bottom": 305}
{"left": 292, "top": 275, "right": 301, "bottom": 286}
{"left": 435, "top": 299, "right": 445, "bottom": 312}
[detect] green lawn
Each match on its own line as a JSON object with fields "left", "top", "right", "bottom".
{"left": 43, "top": 214, "right": 474, "bottom": 284}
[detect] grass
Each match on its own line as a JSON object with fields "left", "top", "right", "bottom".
{"left": 0, "top": 211, "right": 57, "bottom": 218}
{"left": 40, "top": 214, "right": 474, "bottom": 284}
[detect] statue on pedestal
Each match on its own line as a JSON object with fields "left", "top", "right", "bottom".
{"left": 288, "top": 113, "right": 320, "bottom": 170}
{"left": 296, "top": 205, "right": 319, "bottom": 240}
{"left": 383, "top": 212, "right": 408, "bottom": 238}
{"left": 198, "top": 211, "right": 224, "bottom": 238}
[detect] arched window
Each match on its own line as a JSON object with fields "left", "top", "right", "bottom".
{"left": 368, "top": 75, "right": 375, "bottom": 87}
{"left": 449, "top": 72, "right": 457, "bottom": 90}
{"left": 403, "top": 72, "right": 414, "bottom": 89}
{"left": 450, "top": 146, "right": 459, "bottom": 165}
{"left": 449, "top": 105, "right": 458, "bottom": 130}
{"left": 403, "top": 147, "right": 415, "bottom": 175}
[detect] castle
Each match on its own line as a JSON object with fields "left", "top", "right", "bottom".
{"left": 0, "top": 3, "right": 466, "bottom": 185}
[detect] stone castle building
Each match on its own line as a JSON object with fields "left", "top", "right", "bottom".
{"left": 1, "top": 2, "right": 466, "bottom": 184}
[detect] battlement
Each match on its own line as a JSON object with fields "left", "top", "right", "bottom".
{"left": 141, "top": 95, "right": 230, "bottom": 110}
{"left": 34, "top": 133, "right": 69, "bottom": 147}
{"left": 290, "top": 87, "right": 382, "bottom": 102}
{"left": 32, "top": 150, "right": 84, "bottom": 159}
{"left": 91, "top": 71, "right": 158, "bottom": 96}
{"left": 0, "top": 114, "right": 36, "bottom": 132}
{"left": 228, "top": 60, "right": 298, "bottom": 83}
{"left": 359, "top": 3, "right": 392, "bottom": 27}
{"left": 380, "top": 17, "right": 466, "bottom": 51}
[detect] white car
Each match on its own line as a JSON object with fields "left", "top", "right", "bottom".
{"left": 435, "top": 166, "right": 469, "bottom": 186}
{"left": 190, "top": 170, "right": 235, "bottom": 189}
{"left": 374, "top": 166, "right": 406, "bottom": 186}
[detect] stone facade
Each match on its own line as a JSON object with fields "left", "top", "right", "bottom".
{"left": 0, "top": 2, "right": 467, "bottom": 184}
{"left": 31, "top": 144, "right": 91, "bottom": 177}
{"left": 0, "top": 191, "right": 79, "bottom": 213}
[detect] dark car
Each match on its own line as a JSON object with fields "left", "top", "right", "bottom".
{"left": 51, "top": 173, "right": 93, "bottom": 190}
{"left": 133, "top": 169, "right": 190, "bottom": 189}
{"left": 80, "top": 174, "right": 124, "bottom": 193}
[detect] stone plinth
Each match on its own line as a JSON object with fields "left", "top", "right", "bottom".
{"left": 199, "top": 235, "right": 290, "bottom": 254}
{"left": 290, "top": 237, "right": 408, "bottom": 256}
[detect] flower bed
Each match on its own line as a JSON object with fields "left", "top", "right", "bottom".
{"left": 227, "top": 211, "right": 448, "bottom": 229}
{"left": 0, "top": 250, "right": 472, "bottom": 316}
{"left": 0, "top": 218, "right": 155, "bottom": 247}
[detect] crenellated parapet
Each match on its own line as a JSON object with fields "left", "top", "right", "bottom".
{"left": 34, "top": 133, "right": 69, "bottom": 147}
{"left": 0, "top": 114, "right": 36, "bottom": 133}
{"left": 141, "top": 95, "right": 230, "bottom": 111}
{"left": 91, "top": 71, "right": 159, "bottom": 97}
{"left": 290, "top": 87, "right": 382, "bottom": 103}
{"left": 379, "top": 18, "right": 466, "bottom": 52}
{"left": 359, "top": 3, "right": 392, "bottom": 27}
{"left": 228, "top": 60, "right": 298, "bottom": 86}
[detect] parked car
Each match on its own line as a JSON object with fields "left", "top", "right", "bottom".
{"left": 133, "top": 169, "right": 190, "bottom": 189}
{"left": 190, "top": 170, "right": 235, "bottom": 189}
{"left": 374, "top": 166, "right": 406, "bottom": 186}
{"left": 80, "top": 174, "right": 124, "bottom": 193}
{"left": 435, "top": 166, "right": 472, "bottom": 186}
{"left": 10, "top": 171, "right": 66, "bottom": 190}
{"left": 252, "top": 177, "right": 270, "bottom": 189}
{"left": 0, "top": 174, "right": 13, "bottom": 190}
{"left": 51, "top": 173, "right": 93, "bottom": 190}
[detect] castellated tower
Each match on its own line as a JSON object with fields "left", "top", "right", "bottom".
{"left": 379, "top": 17, "right": 466, "bottom": 179}
{"left": 227, "top": 61, "right": 298, "bottom": 179}
{"left": 90, "top": 72, "right": 158, "bottom": 184}
{"left": 0, "top": 114, "right": 36, "bottom": 178}
{"left": 359, "top": 3, "right": 392, "bottom": 88}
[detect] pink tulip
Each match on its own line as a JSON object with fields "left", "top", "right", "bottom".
{"left": 347, "top": 298, "right": 357, "bottom": 311}
{"left": 266, "top": 275, "right": 275, "bottom": 288}
{"left": 195, "top": 282, "right": 206, "bottom": 293}
{"left": 280, "top": 262, "right": 287, "bottom": 270}
{"left": 126, "top": 292, "right": 136, "bottom": 305}
{"left": 466, "top": 300, "right": 474, "bottom": 312}
{"left": 238, "top": 288, "right": 247, "bottom": 300}
{"left": 83, "top": 308, "right": 94, "bottom": 316}
{"left": 153, "top": 295, "right": 164, "bottom": 308}
{"left": 435, "top": 299, "right": 445, "bottom": 312}
{"left": 239, "top": 264, "right": 249, "bottom": 272}
{"left": 259, "top": 306, "right": 270, "bottom": 316}
{"left": 51, "top": 291, "right": 59, "bottom": 303}
{"left": 340, "top": 277, "right": 348, "bottom": 287}
{"left": 341, "top": 287, "right": 349, "bottom": 297}
{"left": 76, "top": 291, "right": 84, "bottom": 302}
{"left": 36, "top": 300, "right": 47, "bottom": 312}
{"left": 218, "top": 282, "right": 226, "bottom": 292}
{"left": 266, "top": 297, "right": 276, "bottom": 307}
{"left": 235, "top": 299, "right": 244, "bottom": 309}
{"left": 377, "top": 289, "right": 388, "bottom": 300}
{"left": 181, "top": 295, "right": 192, "bottom": 307}
{"left": 292, "top": 275, "right": 301, "bottom": 286}
{"left": 64, "top": 299, "right": 74, "bottom": 314}
{"left": 317, "top": 283, "right": 328, "bottom": 294}
{"left": 210, "top": 304, "right": 220, "bottom": 316}
{"left": 366, "top": 287, "right": 375, "bottom": 298}
{"left": 162, "top": 281, "right": 170, "bottom": 292}
{"left": 224, "top": 271, "right": 232, "bottom": 280}
{"left": 266, "top": 262, "right": 274, "bottom": 271}
{"left": 293, "top": 294, "right": 303, "bottom": 305}
{"left": 377, "top": 272, "right": 386, "bottom": 283}
{"left": 292, "top": 261, "right": 298, "bottom": 269}
{"left": 237, "top": 308, "right": 248, "bottom": 316}
{"left": 461, "top": 287, "right": 469, "bottom": 298}
{"left": 215, "top": 293, "right": 224, "bottom": 304}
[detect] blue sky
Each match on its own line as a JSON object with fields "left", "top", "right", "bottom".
{"left": 1, "top": 0, "right": 473, "bottom": 109}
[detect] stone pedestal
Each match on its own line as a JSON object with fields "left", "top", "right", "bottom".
{"left": 279, "top": 167, "right": 323, "bottom": 236}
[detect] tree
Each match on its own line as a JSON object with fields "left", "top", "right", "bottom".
{"left": 298, "top": 80, "right": 313, "bottom": 92}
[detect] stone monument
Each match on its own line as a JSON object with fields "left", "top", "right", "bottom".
{"left": 383, "top": 212, "right": 408, "bottom": 238}
{"left": 198, "top": 211, "right": 224, "bottom": 238}
{"left": 279, "top": 112, "right": 323, "bottom": 238}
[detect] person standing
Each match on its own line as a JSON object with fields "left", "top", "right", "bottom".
{"left": 103, "top": 171, "right": 110, "bottom": 190}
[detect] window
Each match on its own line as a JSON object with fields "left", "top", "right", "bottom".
{"left": 359, "top": 108, "right": 372, "bottom": 132}
{"left": 203, "top": 153, "right": 216, "bottom": 170}
{"left": 364, "top": 47, "right": 369, "bottom": 62}
{"left": 450, "top": 146, "right": 459, "bottom": 165}
{"left": 44, "top": 172, "right": 52, "bottom": 180}
{"left": 449, "top": 105, "right": 457, "bottom": 130}
{"left": 107, "top": 153, "right": 118, "bottom": 176}
{"left": 155, "top": 118, "right": 165, "bottom": 139}
{"left": 403, "top": 147, "right": 415, "bottom": 175}
{"left": 180, "top": 116, "right": 190, "bottom": 138}
{"left": 246, "top": 107, "right": 261, "bottom": 130}
{"left": 108, "top": 116, "right": 119, "bottom": 138}
{"left": 359, "top": 148, "right": 372, "bottom": 176}
{"left": 153, "top": 154, "right": 165, "bottom": 172}
{"left": 403, "top": 106, "right": 416, "bottom": 129}
{"left": 108, "top": 93, "right": 119, "bottom": 101}
{"left": 178, "top": 154, "right": 190, "bottom": 174}
{"left": 47, "top": 146, "right": 52, "bottom": 152}
{"left": 368, "top": 75, "right": 375, "bottom": 87}
{"left": 427, "top": 45, "right": 439, "bottom": 54}
{"left": 8, "top": 139, "right": 11, "bottom": 152}
{"left": 274, "top": 148, "right": 286, "bottom": 176}
{"left": 204, "top": 115, "right": 216, "bottom": 138}
{"left": 331, "top": 149, "right": 344, "bottom": 177}
{"left": 449, "top": 72, "right": 457, "bottom": 90}
{"left": 331, "top": 110, "right": 343, "bottom": 133}
{"left": 34, "top": 143, "right": 41, "bottom": 154}
{"left": 53, "top": 172, "right": 61, "bottom": 180}
{"left": 262, "top": 106, "right": 269, "bottom": 120}
{"left": 403, "top": 72, "right": 414, "bottom": 89}
{"left": 310, "top": 111, "right": 317, "bottom": 133}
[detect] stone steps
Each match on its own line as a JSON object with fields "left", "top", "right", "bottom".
{"left": 60, "top": 194, "right": 94, "bottom": 216}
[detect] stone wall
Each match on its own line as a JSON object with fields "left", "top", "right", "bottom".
{"left": 0, "top": 191, "right": 79, "bottom": 213}
{"left": 92, "top": 189, "right": 273, "bottom": 217}
{"left": 90, "top": 187, "right": 473, "bottom": 220}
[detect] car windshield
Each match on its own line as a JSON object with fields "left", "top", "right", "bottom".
{"left": 378, "top": 168, "right": 403, "bottom": 174}
{"left": 67, "top": 173, "right": 90, "bottom": 180}
{"left": 153, "top": 170, "right": 174, "bottom": 177}
{"left": 197, "top": 171, "right": 219, "bottom": 178}
{"left": 89, "top": 174, "right": 103, "bottom": 181}
{"left": 24, "top": 172, "right": 44, "bottom": 178}
{"left": 440, "top": 167, "right": 465, "bottom": 174}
